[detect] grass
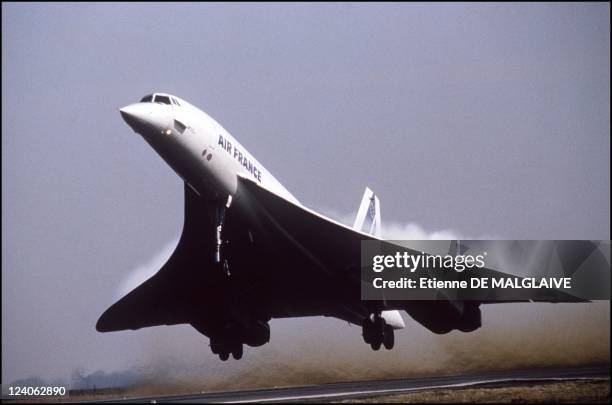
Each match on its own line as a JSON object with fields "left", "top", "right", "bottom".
{"left": 334, "top": 379, "right": 610, "bottom": 403}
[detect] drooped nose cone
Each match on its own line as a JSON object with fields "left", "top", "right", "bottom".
{"left": 119, "top": 103, "right": 170, "bottom": 136}
{"left": 119, "top": 103, "right": 153, "bottom": 133}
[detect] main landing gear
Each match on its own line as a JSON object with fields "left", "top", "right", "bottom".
{"left": 362, "top": 314, "right": 394, "bottom": 351}
{"left": 211, "top": 339, "right": 243, "bottom": 361}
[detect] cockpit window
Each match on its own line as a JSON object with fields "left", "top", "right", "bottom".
{"left": 154, "top": 95, "right": 171, "bottom": 105}
{"left": 172, "top": 98, "right": 181, "bottom": 106}
{"left": 140, "top": 94, "right": 153, "bottom": 102}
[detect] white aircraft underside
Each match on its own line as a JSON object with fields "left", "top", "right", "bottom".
{"left": 97, "top": 92, "right": 575, "bottom": 361}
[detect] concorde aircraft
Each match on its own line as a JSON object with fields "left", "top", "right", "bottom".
{"left": 97, "top": 93, "right": 577, "bottom": 361}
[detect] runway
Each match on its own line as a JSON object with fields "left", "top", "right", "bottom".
{"left": 99, "top": 365, "right": 609, "bottom": 403}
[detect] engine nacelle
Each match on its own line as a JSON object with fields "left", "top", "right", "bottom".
{"left": 456, "top": 301, "right": 482, "bottom": 332}
{"left": 401, "top": 300, "right": 482, "bottom": 334}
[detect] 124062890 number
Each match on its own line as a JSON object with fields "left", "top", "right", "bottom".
{"left": 3, "top": 385, "right": 68, "bottom": 398}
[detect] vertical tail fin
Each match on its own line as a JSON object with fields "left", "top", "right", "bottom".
{"left": 353, "top": 187, "right": 382, "bottom": 238}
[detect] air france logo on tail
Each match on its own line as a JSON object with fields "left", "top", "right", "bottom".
{"left": 218, "top": 134, "right": 262, "bottom": 182}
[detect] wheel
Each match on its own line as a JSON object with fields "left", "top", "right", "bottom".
{"left": 231, "top": 344, "right": 243, "bottom": 360}
{"left": 363, "top": 314, "right": 386, "bottom": 349}
{"left": 383, "top": 325, "right": 395, "bottom": 350}
{"left": 219, "top": 351, "right": 229, "bottom": 361}
{"left": 362, "top": 318, "right": 372, "bottom": 344}
{"left": 374, "top": 316, "right": 386, "bottom": 335}
{"left": 370, "top": 319, "right": 384, "bottom": 351}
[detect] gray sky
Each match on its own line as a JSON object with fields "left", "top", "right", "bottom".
{"left": 2, "top": 3, "right": 609, "bottom": 385}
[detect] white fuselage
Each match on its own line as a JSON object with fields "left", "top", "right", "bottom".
{"left": 118, "top": 93, "right": 406, "bottom": 333}
{"left": 119, "top": 93, "right": 299, "bottom": 204}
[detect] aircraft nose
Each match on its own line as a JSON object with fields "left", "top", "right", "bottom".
{"left": 120, "top": 103, "right": 171, "bottom": 136}
{"left": 119, "top": 103, "right": 151, "bottom": 132}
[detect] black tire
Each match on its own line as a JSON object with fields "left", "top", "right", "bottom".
{"left": 362, "top": 318, "right": 371, "bottom": 344}
{"left": 371, "top": 340, "right": 382, "bottom": 351}
{"left": 219, "top": 351, "right": 229, "bottom": 361}
{"left": 232, "top": 344, "right": 243, "bottom": 360}
{"left": 383, "top": 325, "right": 395, "bottom": 350}
{"left": 374, "top": 316, "right": 386, "bottom": 336}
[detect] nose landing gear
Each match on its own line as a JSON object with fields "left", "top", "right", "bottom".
{"left": 203, "top": 196, "right": 233, "bottom": 276}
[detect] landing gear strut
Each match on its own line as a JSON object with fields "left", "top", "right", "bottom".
{"left": 205, "top": 196, "right": 232, "bottom": 276}
{"left": 362, "top": 314, "right": 395, "bottom": 351}
{"left": 205, "top": 202, "right": 226, "bottom": 264}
